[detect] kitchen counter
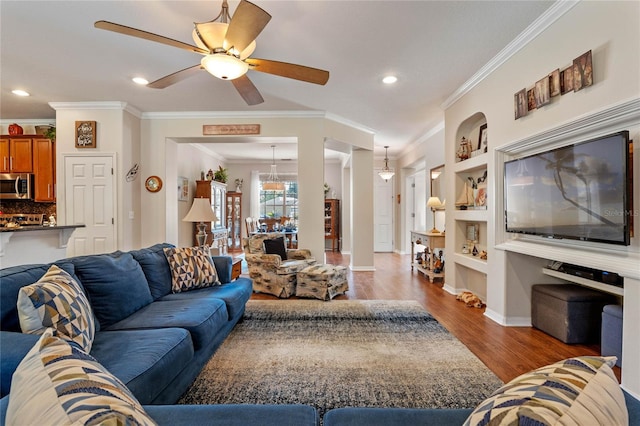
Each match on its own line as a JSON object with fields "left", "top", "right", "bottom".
{"left": 0, "top": 224, "right": 84, "bottom": 233}
{"left": 0, "top": 224, "right": 85, "bottom": 268}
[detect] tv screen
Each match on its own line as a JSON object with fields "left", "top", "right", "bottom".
{"left": 504, "top": 130, "right": 630, "bottom": 246}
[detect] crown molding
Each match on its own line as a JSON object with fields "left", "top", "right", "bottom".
{"left": 441, "top": 0, "right": 579, "bottom": 110}
{"left": 47, "top": 101, "right": 141, "bottom": 117}
{"left": 324, "top": 113, "right": 376, "bottom": 135}
{"left": 141, "top": 110, "right": 326, "bottom": 120}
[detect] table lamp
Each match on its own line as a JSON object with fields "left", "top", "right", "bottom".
{"left": 427, "top": 196, "right": 443, "bottom": 234}
{"left": 183, "top": 197, "right": 218, "bottom": 247}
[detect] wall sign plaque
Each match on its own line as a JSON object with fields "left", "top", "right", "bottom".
{"left": 203, "top": 124, "right": 261, "bottom": 135}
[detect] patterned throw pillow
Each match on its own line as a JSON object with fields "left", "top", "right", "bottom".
{"left": 17, "top": 264, "right": 96, "bottom": 352}
{"left": 464, "top": 356, "right": 628, "bottom": 426}
{"left": 5, "top": 329, "right": 157, "bottom": 426}
{"left": 163, "top": 246, "right": 220, "bottom": 293}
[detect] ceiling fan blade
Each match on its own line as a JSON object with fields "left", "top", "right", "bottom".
{"left": 245, "top": 58, "right": 329, "bottom": 85}
{"left": 231, "top": 74, "right": 264, "bottom": 105}
{"left": 95, "top": 20, "right": 208, "bottom": 54}
{"left": 225, "top": 0, "right": 271, "bottom": 53}
{"left": 148, "top": 65, "right": 203, "bottom": 89}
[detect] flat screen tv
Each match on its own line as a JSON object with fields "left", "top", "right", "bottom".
{"left": 504, "top": 130, "right": 630, "bottom": 246}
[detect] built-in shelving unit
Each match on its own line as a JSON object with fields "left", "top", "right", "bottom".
{"left": 448, "top": 112, "right": 490, "bottom": 299}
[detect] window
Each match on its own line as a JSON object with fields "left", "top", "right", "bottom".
{"left": 260, "top": 177, "right": 298, "bottom": 223}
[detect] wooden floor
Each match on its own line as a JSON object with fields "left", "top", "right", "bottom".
{"left": 248, "top": 251, "right": 621, "bottom": 384}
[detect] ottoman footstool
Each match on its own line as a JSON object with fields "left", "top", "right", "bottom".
{"left": 531, "top": 284, "right": 616, "bottom": 344}
{"left": 296, "top": 264, "right": 349, "bottom": 301}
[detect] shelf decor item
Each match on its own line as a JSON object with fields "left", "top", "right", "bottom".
{"left": 8, "top": 123, "right": 23, "bottom": 135}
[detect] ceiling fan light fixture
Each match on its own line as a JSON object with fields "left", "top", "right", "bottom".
{"left": 378, "top": 146, "right": 395, "bottom": 181}
{"left": 193, "top": 22, "right": 256, "bottom": 60}
{"left": 201, "top": 53, "right": 248, "bottom": 80}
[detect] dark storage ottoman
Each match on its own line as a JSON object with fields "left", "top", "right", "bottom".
{"left": 531, "top": 284, "right": 615, "bottom": 344}
{"left": 601, "top": 304, "right": 623, "bottom": 367}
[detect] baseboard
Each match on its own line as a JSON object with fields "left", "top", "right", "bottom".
{"left": 484, "top": 308, "right": 531, "bottom": 326}
{"left": 349, "top": 265, "right": 376, "bottom": 271}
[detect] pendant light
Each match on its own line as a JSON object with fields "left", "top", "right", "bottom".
{"left": 263, "top": 145, "right": 285, "bottom": 191}
{"left": 378, "top": 146, "right": 395, "bottom": 181}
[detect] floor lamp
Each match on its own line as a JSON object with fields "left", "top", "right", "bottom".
{"left": 427, "top": 196, "right": 443, "bottom": 234}
{"left": 183, "top": 197, "right": 218, "bottom": 247}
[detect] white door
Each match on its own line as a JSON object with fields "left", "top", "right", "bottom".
{"left": 373, "top": 172, "right": 393, "bottom": 252}
{"left": 64, "top": 155, "right": 116, "bottom": 256}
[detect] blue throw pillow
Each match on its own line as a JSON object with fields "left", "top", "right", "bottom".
{"left": 131, "top": 243, "right": 175, "bottom": 300}
{"left": 71, "top": 252, "right": 153, "bottom": 328}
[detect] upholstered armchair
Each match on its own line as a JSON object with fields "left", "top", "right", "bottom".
{"left": 243, "top": 233, "right": 316, "bottom": 298}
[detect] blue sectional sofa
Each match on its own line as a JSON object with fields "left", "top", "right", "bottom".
{"left": 0, "top": 243, "right": 318, "bottom": 425}
{"left": 1, "top": 242, "right": 638, "bottom": 425}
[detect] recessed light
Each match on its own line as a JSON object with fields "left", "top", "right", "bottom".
{"left": 382, "top": 76, "right": 397, "bottom": 84}
{"left": 132, "top": 77, "right": 149, "bottom": 85}
{"left": 12, "top": 89, "right": 30, "bottom": 97}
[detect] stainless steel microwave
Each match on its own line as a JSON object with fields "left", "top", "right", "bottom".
{"left": 0, "top": 173, "right": 33, "bottom": 200}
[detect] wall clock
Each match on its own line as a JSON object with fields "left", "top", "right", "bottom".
{"left": 145, "top": 176, "right": 163, "bottom": 193}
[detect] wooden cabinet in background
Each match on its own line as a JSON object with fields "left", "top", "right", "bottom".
{"left": 324, "top": 198, "right": 340, "bottom": 252}
{"left": 33, "top": 138, "right": 55, "bottom": 202}
{"left": 195, "top": 180, "right": 228, "bottom": 255}
{"left": 226, "top": 191, "right": 242, "bottom": 251}
{"left": 0, "top": 136, "right": 33, "bottom": 173}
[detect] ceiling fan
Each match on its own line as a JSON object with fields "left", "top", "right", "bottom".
{"left": 94, "top": 0, "right": 329, "bottom": 105}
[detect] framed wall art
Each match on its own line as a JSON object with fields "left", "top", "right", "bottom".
{"left": 75, "top": 121, "right": 96, "bottom": 148}
{"left": 534, "top": 76, "right": 551, "bottom": 107}
{"left": 477, "top": 124, "right": 488, "bottom": 152}
{"left": 549, "top": 69, "right": 561, "bottom": 97}
{"left": 178, "top": 176, "right": 189, "bottom": 201}
{"left": 514, "top": 89, "right": 527, "bottom": 120}
{"left": 573, "top": 50, "right": 593, "bottom": 92}
{"left": 560, "top": 65, "right": 574, "bottom": 94}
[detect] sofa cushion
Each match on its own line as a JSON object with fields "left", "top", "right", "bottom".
{"left": 5, "top": 329, "right": 156, "bottom": 426}
{"left": 163, "top": 246, "right": 220, "bottom": 293}
{"left": 105, "top": 298, "right": 228, "bottom": 351}
{"left": 0, "top": 332, "right": 39, "bottom": 398}
{"left": 0, "top": 262, "right": 76, "bottom": 333}
{"left": 130, "top": 243, "right": 175, "bottom": 300}
{"left": 90, "top": 328, "right": 194, "bottom": 405}
{"left": 263, "top": 236, "right": 288, "bottom": 260}
{"left": 463, "top": 356, "right": 628, "bottom": 426}
{"left": 159, "top": 278, "right": 253, "bottom": 321}
{"left": 324, "top": 407, "right": 473, "bottom": 426}
{"left": 144, "top": 404, "right": 319, "bottom": 426}
{"left": 17, "top": 265, "right": 96, "bottom": 352}
{"left": 71, "top": 251, "right": 154, "bottom": 328}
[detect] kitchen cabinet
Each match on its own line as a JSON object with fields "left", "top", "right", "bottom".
{"left": 33, "top": 138, "right": 55, "bottom": 202}
{"left": 0, "top": 136, "right": 33, "bottom": 173}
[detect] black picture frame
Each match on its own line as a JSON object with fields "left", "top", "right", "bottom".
{"left": 477, "top": 124, "right": 488, "bottom": 152}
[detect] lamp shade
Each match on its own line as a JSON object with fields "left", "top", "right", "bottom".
{"left": 427, "top": 196, "right": 443, "bottom": 209}
{"left": 183, "top": 197, "right": 218, "bottom": 222}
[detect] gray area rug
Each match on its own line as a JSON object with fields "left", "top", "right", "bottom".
{"left": 178, "top": 300, "right": 502, "bottom": 417}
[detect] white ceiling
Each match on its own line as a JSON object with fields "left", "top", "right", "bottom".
{"left": 0, "top": 0, "right": 554, "bottom": 161}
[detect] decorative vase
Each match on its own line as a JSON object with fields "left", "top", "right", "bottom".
{"left": 8, "top": 123, "right": 23, "bottom": 135}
